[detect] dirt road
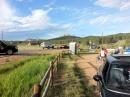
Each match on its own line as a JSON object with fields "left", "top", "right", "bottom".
{"left": 76, "top": 54, "right": 101, "bottom": 86}
{"left": 50, "top": 54, "right": 101, "bottom": 97}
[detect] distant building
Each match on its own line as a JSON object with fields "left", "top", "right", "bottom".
{"left": 26, "top": 39, "right": 39, "bottom": 46}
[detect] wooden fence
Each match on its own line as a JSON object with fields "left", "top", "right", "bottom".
{"left": 31, "top": 51, "right": 68, "bottom": 97}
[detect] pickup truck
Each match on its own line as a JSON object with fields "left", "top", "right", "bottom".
{"left": 0, "top": 41, "right": 18, "bottom": 55}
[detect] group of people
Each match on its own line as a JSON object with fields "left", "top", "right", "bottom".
{"left": 98, "top": 47, "right": 121, "bottom": 62}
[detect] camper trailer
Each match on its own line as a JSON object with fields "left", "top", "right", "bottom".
{"left": 40, "top": 42, "right": 54, "bottom": 49}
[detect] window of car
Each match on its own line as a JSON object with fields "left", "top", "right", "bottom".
{"left": 0, "top": 41, "right": 7, "bottom": 46}
{"left": 106, "top": 61, "right": 130, "bottom": 93}
{"left": 0, "top": 42, "right": 4, "bottom": 47}
{"left": 0, "top": 42, "right": 5, "bottom": 50}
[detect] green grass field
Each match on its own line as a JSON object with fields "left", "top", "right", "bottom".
{"left": 0, "top": 57, "right": 34, "bottom": 74}
{"left": 0, "top": 55, "right": 54, "bottom": 97}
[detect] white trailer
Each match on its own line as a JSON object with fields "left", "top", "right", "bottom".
{"left": 40, "top": 42, "right": 54, "bottom": 49}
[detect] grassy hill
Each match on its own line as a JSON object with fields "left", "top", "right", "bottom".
{"left": 46, "top": 35, "right": 81, "bottom": 44}
{"left": 49, "top": 35, "right": 80, "bottom": 40}
{"left": 45, "top": 33, "right": 130, "bottom": 45}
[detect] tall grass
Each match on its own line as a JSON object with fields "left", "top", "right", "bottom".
{"left": 0, "top": 57, "right": 36, "bottom": 75}
{"left": 0, "top": 55, "right": 54, "bottom": 97}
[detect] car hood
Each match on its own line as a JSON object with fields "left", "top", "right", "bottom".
{"left": 104, "top": 88, "right": 130, "bottom": 97}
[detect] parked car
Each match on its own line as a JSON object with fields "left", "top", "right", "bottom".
{"left": 93, "top": 55, "right": 130, "bottom": 97}
{"left": 40, "top": 42, "right": 54, "bottom": 49}
{"left": 0, "top": 41, "right": 18, "bottom": 55}
{"left": 60, "top": 45, "right": 69, "bottom": 49}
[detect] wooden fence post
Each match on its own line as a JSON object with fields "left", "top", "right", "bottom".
{"left": 58, "top": 54, "right": 59, "bottom": 62}
{"left": 56, "top": 56, "right": 58, "bottom": 65}
{"left": 59, "top": 53, "right": 61, "bottom": 61}
{"left": 31, "top": 52, "right": 67, "bottom": 97}
{"left": 61, "top": 52, "right": 63, "bottom": 58}
{"left": 32, "top": 84, "right": 41, "bottom": 97}
{"left": 51, "top": 61, "right": 54, "bottom": 86}
{"left": 62, "top": 51, "right": 65, "bottom": 58}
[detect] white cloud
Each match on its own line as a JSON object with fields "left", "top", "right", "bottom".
{"left": 120, "top": 1, "right": 130, "bottom": 10}
{"left": 0, "top": 0, "right": 15, "bottom": 19}
{"left": 13, "top": 9, "right": 50, "bottom": 31}
{"left": 0, "top": 0, "right": 72, "bottom": 33}
{"left": 17, "top": 0, "right": 33, "bottom": 2}
{"left": 0, "top": 0, "right": 15, "bottom": 31}
{"left": 44, "top": 1, "right": 56, "bottom": 8}
{"left": 95, "top": 0, "right": 130, "bottom": 10}
{"left": 89, "top": 15, "right": 130, "bottom": 25}
{"left": 17, "top": 0, "right": 23, "bottom": 2}
{"left": 0, "top": 8, "right": 51, "bottom": 32}
{"left": 89, "top": 15, "right": 109, "bottom": 25}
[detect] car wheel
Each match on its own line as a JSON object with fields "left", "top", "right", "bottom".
{"left": 7, "top": 50, "right": 13, "bottom": 55}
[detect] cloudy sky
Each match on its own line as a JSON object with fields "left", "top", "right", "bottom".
{"left": 0, "top": 0, "right": 130, "bottom": 40}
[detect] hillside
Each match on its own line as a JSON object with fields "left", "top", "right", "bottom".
{"left": 45, "top": 33, "right": 130, "bottom": 45}
{"left": 49, "top": 35, "right": 80, "bottom": 40}
{"left": 46, "top": 35, "right": 81, "bottom": 44}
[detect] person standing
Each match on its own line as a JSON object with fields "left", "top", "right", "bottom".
{"left": 100, "top": 48, "right": 106, "bottom": 63}
{"left": 104, "top": 48, "right": 108, "bottom": 56}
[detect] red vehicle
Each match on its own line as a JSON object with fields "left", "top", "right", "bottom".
{"left": 60, "top": 45, "right": 69, "bottom": 49}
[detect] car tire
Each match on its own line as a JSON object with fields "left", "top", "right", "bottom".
{"left": 7, "top": 50, "right": 13, "bottom": 55}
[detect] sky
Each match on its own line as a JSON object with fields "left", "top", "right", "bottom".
{"left": 0, "top": 0, "right": 130, "bottom": 40}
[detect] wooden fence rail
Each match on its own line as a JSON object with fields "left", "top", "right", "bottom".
{"left": 31, "top": 51, "right": 68, "bottom": 97}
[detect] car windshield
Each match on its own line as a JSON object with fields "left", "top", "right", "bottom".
{"left": 106, "top": 62, "right": 130, "bottom": 93}
{"left": 1, "top": 41, "right": 13, "bottom": 45}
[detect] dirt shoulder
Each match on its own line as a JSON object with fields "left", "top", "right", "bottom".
{"left": 76, "top": 54, "right": 101, "bottom": 96}
{"left": 76, "top": 54, "right": 101, "bottom": 85}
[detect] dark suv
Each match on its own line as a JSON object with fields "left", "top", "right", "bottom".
{"left": 0, "top": 41, "right": 18, "bottom": 55}
{"left": 93, "top": 55, "right": 130, "bottom": 97}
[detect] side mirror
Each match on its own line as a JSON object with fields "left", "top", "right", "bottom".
{"left": 93, "top": 75, "right": 102, "bottom": 82}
